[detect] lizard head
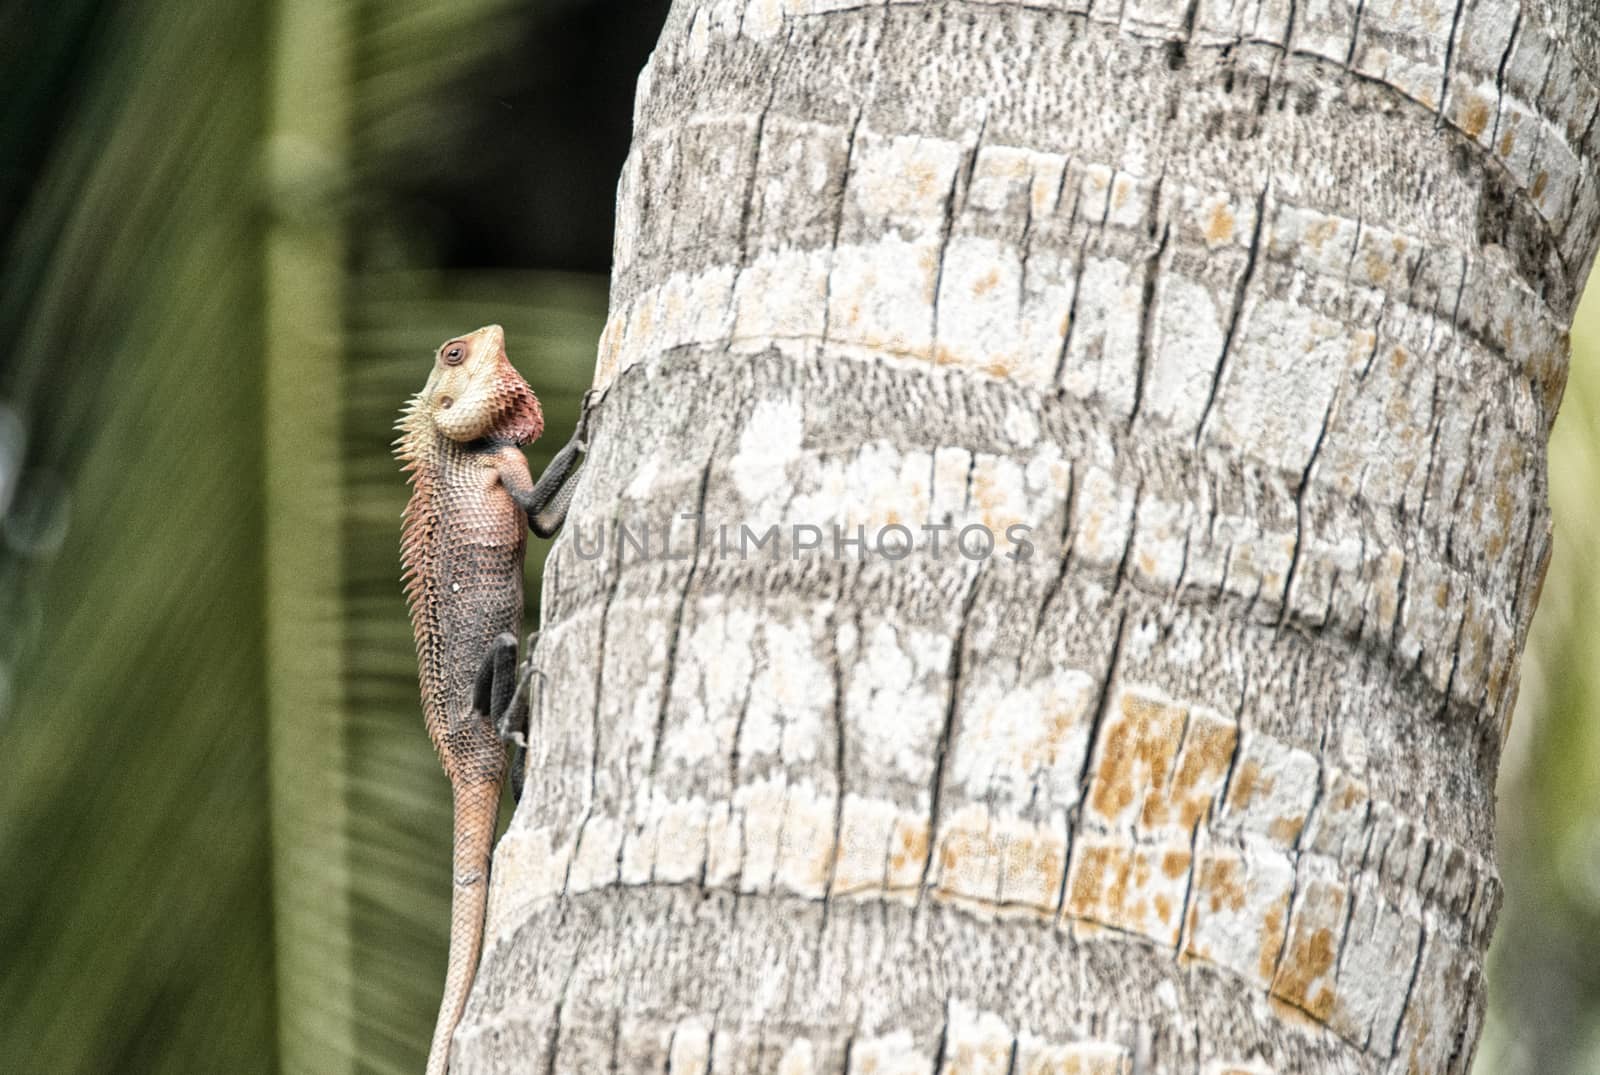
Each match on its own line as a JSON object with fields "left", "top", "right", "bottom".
{"left": 412, "top": 324, "right": 543, "bottom": 445}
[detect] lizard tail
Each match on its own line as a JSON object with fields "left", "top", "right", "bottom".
{"left": 425, "top": 778, "right": 501, "bottom": 1075}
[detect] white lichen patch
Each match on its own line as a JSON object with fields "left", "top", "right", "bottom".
{"left": 731, "top": 247, "right": 831, "bottom": 353}
{"left": 1129, "top": 495, "right": 1190, "bottom": 590}
{"left": 567, "top": 815, "right": 625, "bottom": 893}
{"left": 847, "top": 621, "right": 951, "bottom": 785}
{"left": 1219, "top": 733, "right": 1321, "bottom": 847}
{"left": 1209, "top": 301, "right": 1354, "bottom": 474}
{"left": 1073, "top": 466, "right": 1136, "bottom": 571}
{"left": 663, "top": 604, "right": 757, "bottom": 767}
{"left": 483, "top": 823, "right": 571, "bottom": 944}
{"left": 939, "top": 1000, "right": 1014, "bottom": 1074}
{"left": 1328, "top": 876, "right": 1423, "bottom": 1052}
{"left": 826, "top": 236, "right": 942, "bottom": 359}
{"left": 777, "top": 1038, "right": 818, "bottom": 1075}
{"left": 933, "top": 236, "right": 1026, "bottom": 377}
{"left": 731, "top": 397, "right": 806, "bottom": 505}
{"left": 1183, "top": 838, "right": 1297, "bottom": 989}
{"left": 968, "top": 453, "right": 1031, "bottom": 539}
{"left": 931, "top": 445, "right": 975, "bottom": 523}
{"left": 950, "top": 667, "right": 1097, "bottom": 803}
{"left": 790, "top": 440, "right": 934, "bottom": 537}
{"left": 1057, "top": 256, "right": 1141, "bottom": 418}
{"left": 667, "top": 1015, "right": 714, "bottom": 1074}
{"left": 848, "top": 1030, "right": 933, "bottom": 1075}
{"left": 653, "top": 796, "right": 711, "bottom": 883}
{"left": 1143, "top": 273, "right": 1226, "bottom": 435}
{"left": 738, "top": 615, "right": 831, "bottom": 766}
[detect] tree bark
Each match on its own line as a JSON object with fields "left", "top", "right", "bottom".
{"left": 462, "top": 1, "right": 1600, "bottom": 1071}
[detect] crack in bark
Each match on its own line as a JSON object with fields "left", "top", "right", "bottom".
{"left": 931, "top": 111, "right": 991, "bottom": 363}
{"left": 1435, "top": 0, "right": 1470, "bottom": 129}
{"left": 1193, "top": 179, "right": 1271, "bottom": 449}
{"left": 917, "top": 570, "right": 984, "bottom": 896}
{"left": 1127, "top": 214, "right": 1172, "bottom": 432}
{"left": 1388, "top": 924, "right": 1428, "bottom": 1058}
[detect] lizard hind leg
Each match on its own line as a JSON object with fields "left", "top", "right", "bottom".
{"left": 495, "top": 631, "right": 539, "bottom": 804}
{"left": 468, "top": 632, "right": 519, "bottom": 731}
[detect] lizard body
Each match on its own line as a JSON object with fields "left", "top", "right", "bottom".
{"left": 396, "top": 324, "right": 584, "bottom": 1075}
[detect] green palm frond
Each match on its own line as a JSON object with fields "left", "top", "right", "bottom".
{"left": 0, "top": 4, "right": 602, "bottom": 1074}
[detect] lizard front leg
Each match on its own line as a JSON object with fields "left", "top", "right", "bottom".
{"left": 500, "top": 423, "right": 588, "bottom": 538}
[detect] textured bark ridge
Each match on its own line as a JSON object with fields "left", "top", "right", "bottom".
{"left": 462, "top": 2, "right": 1600, "bottom": 1072}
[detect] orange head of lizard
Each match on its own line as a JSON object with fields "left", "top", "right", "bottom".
{"left": 414, "top": 324, "right": 543, "bottom": 445}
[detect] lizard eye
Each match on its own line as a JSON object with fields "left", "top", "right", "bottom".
{"left": 443, "top": 344, "right": 466, "bottom": 366}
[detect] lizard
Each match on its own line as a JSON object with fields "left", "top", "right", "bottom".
{"left": 395, "top": 324, "right": 589, "bottom": 1075}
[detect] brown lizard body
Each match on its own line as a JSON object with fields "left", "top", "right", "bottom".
{"left": 396, "top": 325, "right": 584, "bottom": 1075}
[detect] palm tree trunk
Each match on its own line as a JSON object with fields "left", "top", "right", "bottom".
{"left": 462, "top": 1, "right": 1600, "bottom": 1071}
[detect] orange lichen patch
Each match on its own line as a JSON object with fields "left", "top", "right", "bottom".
{"left": 909, "top": 156, "right": 943, "bottom": 204}
{"left": 1194, "top": 854, "right": 1247, "bottom": 915}
{"left": 935, "top": 806, "right": 1004, "bottom": 905}
{"left": 983, "top": 357, "right": 1016, "bottom": 379}
{"left": 1017, "top": 1042, "right": 1130, "bottom": 1075}
{"left": 999, "top": 824, "right": 1069, "bottom": 913}
{"left": 972, "top": 268, "right": 1001, "bottom": 297}
{"left": 1460, "top": 95, "right": 1492, "bottom": 138}
{"left": 1086, "top": 688, "right": 1186, "bottom": 826}
{"left": 1306, "top": 217, "right": 1339, "bottom": 250}
{"left": 1268, "top": 815, "right": 1305, "bottom": 844}
{"left": 1257, "top": 902, "right": 1286, "bottom": 983}
{"left": 1228, "top": 759, "right": 1270, "bottom": 810}
{"left": 1141, "top": 708, "right": 1238, "bottom": 833}
{"left": 946, "top": 1040, "right": 1012, "bottom": 1075}
{"left": 1112, "top": 176, "right": 1131, "bottom": 209}
{"left": 1532, "top": 171, "right": 1549, "bottom": 200}
{"left": 1499, "top": 127, "right": 1516, "bottom": 157}
{"left": 1269, "top": 879, "right": 1348, "bottom": 1022}
{"left": 887, "top": 815, "right": 930, "bottom": 889}
{"left": 1363, "top": 249, "right": 1391, "bottom": 284}
{"left": 1064, "top": 838, "right": 1189, "bottom": 946}
{"left": 1206, "top": 202, "right": 1236, "bottom": 245}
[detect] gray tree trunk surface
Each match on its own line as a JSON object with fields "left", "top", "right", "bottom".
{"left": 459, "top": 1, "right": 1600, "bottom": 1071}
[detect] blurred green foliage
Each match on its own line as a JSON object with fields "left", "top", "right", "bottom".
{"left": 0, "top": 3, "right": 1594, "bottom": 1074}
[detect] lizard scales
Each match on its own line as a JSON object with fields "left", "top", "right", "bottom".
{"left": 396, "top": 324, "right": 543, "bottom": 1075}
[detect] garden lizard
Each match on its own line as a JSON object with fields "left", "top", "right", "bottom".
{"left": 396, "top": 324, "right": 587, "bottom": 1075}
